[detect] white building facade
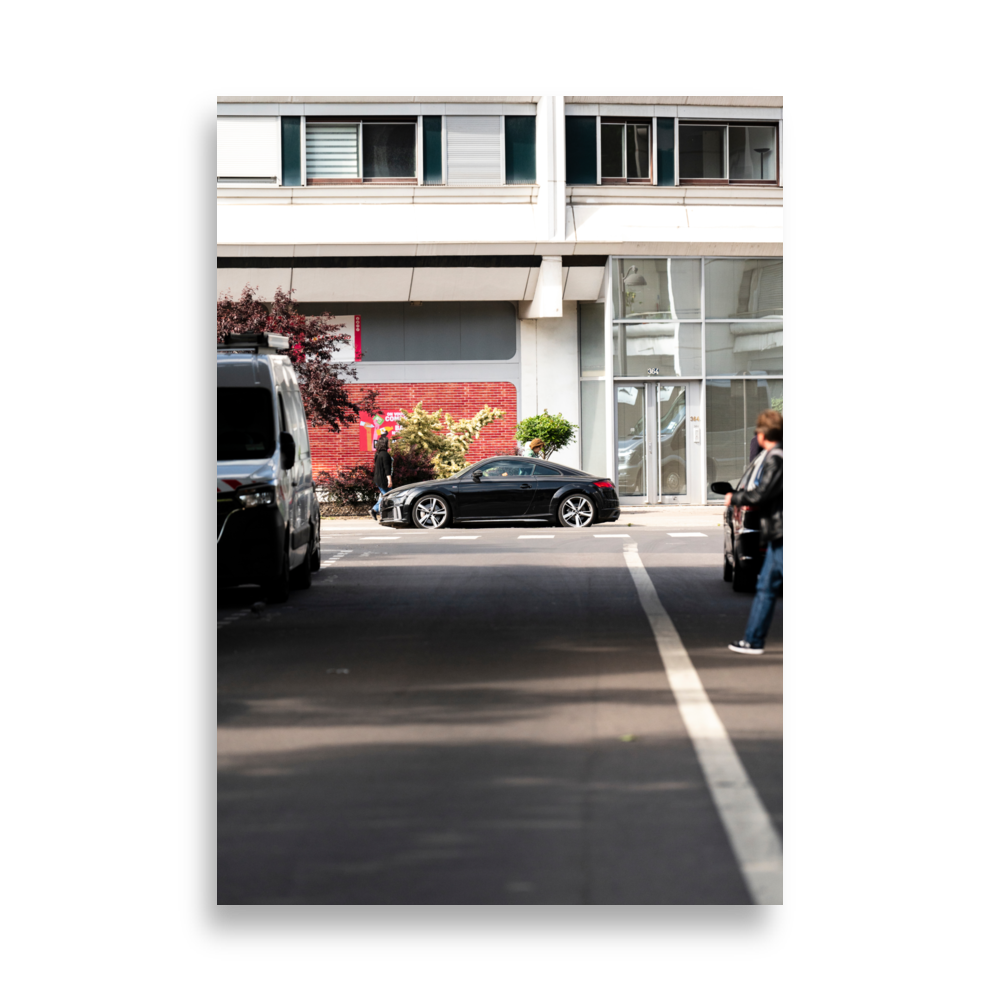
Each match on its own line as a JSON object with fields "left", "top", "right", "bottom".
{"left": 217, "top": 95, "right": 783, "bottom": 504}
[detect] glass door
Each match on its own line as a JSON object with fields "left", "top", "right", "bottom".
{"left": 616, "top": 384, "right": 646, "bottom": 498}
{"left": 617, "top": 382, "right": 693, "bottom": 503}
{"left": 657, "top": 384, "right": 688, "bottom": 498}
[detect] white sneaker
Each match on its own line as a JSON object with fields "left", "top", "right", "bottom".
{"left": 728, "top": 640, "right": 764, "bottom": 655}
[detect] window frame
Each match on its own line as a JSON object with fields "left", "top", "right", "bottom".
{"left": 598, "top": 117, "right": 652, "bottom": 185}
{"left": 305, "top": 116, "right": 419, "bottom": 185}
{"left": 678, "top": 119, "right": 780, "bottom": 186}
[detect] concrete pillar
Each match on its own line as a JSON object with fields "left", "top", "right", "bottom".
{"left": 535, "top": 96, "right": 566, "bottom": 243}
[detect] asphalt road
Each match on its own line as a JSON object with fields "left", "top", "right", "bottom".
{"left": 217, "top": 522, "right": 782, "bottom": 904}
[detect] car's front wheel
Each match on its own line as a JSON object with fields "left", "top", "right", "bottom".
{"left": 412, "top": 495, "right": 451, "bottom": 529}
{"left": 558, "top": 494, "right": 595, "bottom": 528}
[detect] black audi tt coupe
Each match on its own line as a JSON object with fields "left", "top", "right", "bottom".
{"left": 378, "top": 456, "right": 621, "bottom": 529}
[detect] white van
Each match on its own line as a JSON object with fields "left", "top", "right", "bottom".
{"left": 217, "top": 333, "right": 320, "bottom": 601}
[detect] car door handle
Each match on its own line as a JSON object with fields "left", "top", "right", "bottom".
{"left": 520, "top": 483, "right": 532, "bottom": 489}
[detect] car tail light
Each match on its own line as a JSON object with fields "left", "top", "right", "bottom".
{"left": 740, "top": 505, "right": 754, "bottom": 512}
{"left": 593, "top": 480, "right": 614, "bottom": 489}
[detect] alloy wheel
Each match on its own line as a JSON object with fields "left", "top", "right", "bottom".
{"left": 559, "top": 495, "right": 595, "bottom": 528}
{"left": 414, "top": 496, "right": 448, "bottom": 529}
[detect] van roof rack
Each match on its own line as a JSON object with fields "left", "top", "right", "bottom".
{"left": 217, "top": 332, "right": 289, "bottom": 354}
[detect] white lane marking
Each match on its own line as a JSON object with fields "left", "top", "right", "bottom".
{"left": 320, "top": 549, "right": 352, "bottom": 568}
{"left": 622, "top": 541, "right": 782, "bottom": 905}
{"left": 518, "top": 535, "right": 555, "bottom": 539}
{"left": 440, "top": 536, "right": 481, "bottom": 540}
{"left": 668, "top": 532, "right": 708, "bottom": 537}
{"left": 594, "top": 533, "right": 630, "bottom": 537}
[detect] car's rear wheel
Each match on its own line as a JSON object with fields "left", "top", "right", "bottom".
{"left": 309, "top": 528, "right": 321, "bottom": 571}
{"left": 558, "top": 494, "right": 595, "bottom": 528}
{"left": 413, "top": 495, "right": 450, "bottom": 529}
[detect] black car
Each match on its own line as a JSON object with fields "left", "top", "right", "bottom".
{"left": 379, "top": 456, "right": 620, "bottom": 529}
{"left": 712, "top": 464, "right": 765, "bottom": 592}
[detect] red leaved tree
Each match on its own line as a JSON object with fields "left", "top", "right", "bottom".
{"left": 217, "top": 285, "right": 379, "bottom": 432}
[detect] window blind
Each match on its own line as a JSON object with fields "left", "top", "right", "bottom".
{"left": 445, "top": 116, "right": 503, "bottom": 185}
{"left": 306, "top": 123, "right": 360, "bottom": 181}
{"left": 217, "top": 117, "right": 280, "bottom": 184}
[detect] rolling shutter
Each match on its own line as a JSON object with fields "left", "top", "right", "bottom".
{"left": 446, "top": 116, "right": 503, "bottom": 185}
{"left": 306, "top": 123, "right": 360, "bottom": 181}
{"left": 217, "top": 117, "right": 279, "bottom": 184}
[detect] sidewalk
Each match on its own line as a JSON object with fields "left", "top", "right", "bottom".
{"left": 321, "top": 505, "right": 724, "bottom": 530}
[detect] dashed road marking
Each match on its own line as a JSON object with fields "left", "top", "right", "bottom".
{"left": 320, "top": 550, "right": 352, "bottom": 567}
{"left": 622, "top": 541, "right": 782, "bottom": 904}
{"left": 668, "top": 532, "right": 708, "bottom": 537}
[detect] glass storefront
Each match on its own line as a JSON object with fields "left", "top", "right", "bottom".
{"left": 579, "top": 255, "right": 783, "bottom": 502}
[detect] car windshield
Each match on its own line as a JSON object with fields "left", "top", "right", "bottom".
{"left": 218, "top": 387, "right": 275, "bottom": 461}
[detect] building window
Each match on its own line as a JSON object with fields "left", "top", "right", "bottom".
{"left": 305, "top": 119, "right": 417, "bottom": 184}
{"left": 217, "top": 116, "right": 280, "bottom": 185}
{"left": 600, "top": 120, "right": 651, "bottom": 183}
{"left": 504, "top": 116, "right": 536, "bottom": 184}
{"left": 566, "top": 116, "right": 675, "bottom": 186}
{"left": 566, "top": 117, "right": 598, "bottom": 184}
{"left": 679, "top": 122, "right": 778, "bottom": 184}
{"left": 423, "top": 116, "right": 443, "bottom": 184}
{"left": 446, "top": 116, "right": 504, "bottom": 185}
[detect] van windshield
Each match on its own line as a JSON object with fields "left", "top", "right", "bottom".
{"left": 218, "top": 388, "right": 275, "bottom": 461}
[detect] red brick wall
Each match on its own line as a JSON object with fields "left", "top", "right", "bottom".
{"left": 309, "top": 382, "right": 518, "bottom": 477}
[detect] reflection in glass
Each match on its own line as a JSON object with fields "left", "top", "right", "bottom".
{"left": 580, "top": 380, "right": 607, "bottom": 477}
{"left": 601, "top": 123, "right": 623, "bottom": 178}
{"left": 705, "top": 258, "right": 782, "bottom": 319}
{"left": 362, "top": 123, "right": 417, "bottom": 178}
{"left": 617, "top": 384, "right": 646, "bottom": 496}
{"left": 679, "top": 124, "right": 726, "bottom": 178}
{"left": 658, "top": 385, "right": 687, "bottom": 495}
{"left": 579, "top": 303, "right": 605, "bottom": 376}
{"left": 613, "top": 322, "right": 702, "bottom": 377}
{"left": 728, "top": 126, "right": 777, "bottom": 180}
{"left": 706, "top": 378, "right": 782, "bottom": 496}
{"left": 626, "top": 124, "right": 649, "bottom": 178}
{"left": 706, "top": 322, "right": 783, "bottom": 376}
{"left": 612, "top": 258, "right": 701, "bottom": 320}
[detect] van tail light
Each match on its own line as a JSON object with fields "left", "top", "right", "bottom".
{"left": 593, "top": 480, "right": 614, "bottom": 489}
{"left": 740, "top": 505, "right": 754, "bottom": 513}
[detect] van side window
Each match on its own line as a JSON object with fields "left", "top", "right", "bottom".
{"left": 278, "top": 395, "right": 288, "bottom": 433}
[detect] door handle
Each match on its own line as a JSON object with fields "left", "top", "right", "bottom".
{"left": 520, "top": 483, "right": 532, "bottom": 489}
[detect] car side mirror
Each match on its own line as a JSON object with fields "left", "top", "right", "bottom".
{"left": 710, "top": 481, "right": 733, "bottom": 495}
{"left": 472, "top": 470, "right": 482, "bottom": 480}
{"left": 279, "top": 432, "right": 295, "bottom": 470}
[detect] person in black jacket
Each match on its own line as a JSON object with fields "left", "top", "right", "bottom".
{"left": 727, "top": 410, "right": 783, "bottom": 654}
{"left": 370, "top": 431, "right": 394, "bottom": 521}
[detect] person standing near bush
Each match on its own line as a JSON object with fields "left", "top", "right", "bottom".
{"left": 370, "top": 431, "right": 393, "bottom": 521}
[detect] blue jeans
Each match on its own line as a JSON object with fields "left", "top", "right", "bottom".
{"left": 743, "top": 543, "right": 783, "bottom": 647}
{"left": 371, "top": 487, "right": 387, "bottom": 514}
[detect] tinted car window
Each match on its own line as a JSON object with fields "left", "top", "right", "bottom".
{"left": 532, "top": 464, "right": 563, "bottom": 475}
{"left": 218, "top": 387, "right": 275, "bottom": 461}
{"left": 478, "top": 460, "right": 536, "bottom": 478}
{"left": 541, "top": 461, "right": 587, "bottom": 477}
